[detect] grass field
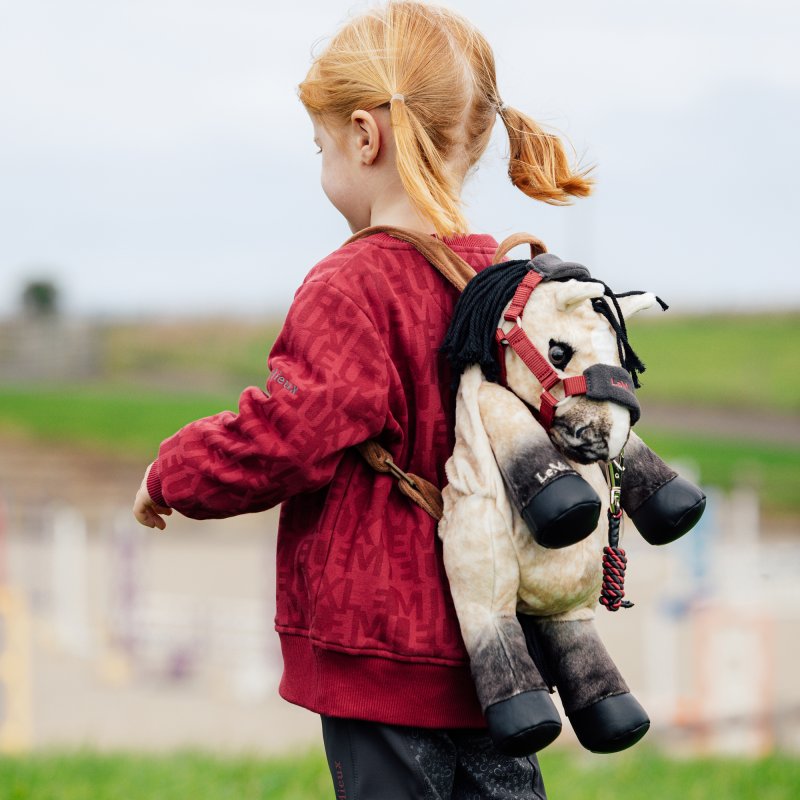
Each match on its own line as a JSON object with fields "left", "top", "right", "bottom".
{"left": 1, "top": 312, "right": 797, "bottom": 513}
{"left": 0, "top": 384, "right": 232, "bottom": 458}
{"left": 102, "top": 318, "right": 282, "bottom": 391}
{"left": 635, "top": 427, "right": 798, "bottom": 514}
{"left": 97, "top": 312, "right": 800, "bottom": 411}
{"left": 0, "top": 748, "right": 798, "bottom": 800}
{"left": 0, "top": 383, "right": 797, "bottom": 513}
{"left": 627, "top": 312, "right": 800, "bottom": 413}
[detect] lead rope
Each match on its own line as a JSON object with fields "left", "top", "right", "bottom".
{"left": 599, "top": 453, "right": 634, "bottom": 611}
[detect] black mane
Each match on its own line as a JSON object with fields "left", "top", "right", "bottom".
{"left": 440, "top": 259, "right": 531, "bottom": 387}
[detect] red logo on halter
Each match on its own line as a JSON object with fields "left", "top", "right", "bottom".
{"left": 610, "top": 377, "right": 631, "bottom": 390}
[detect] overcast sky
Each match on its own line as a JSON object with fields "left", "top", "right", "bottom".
{"left": 1, "top": 0, "right": 798, "bottom": 318}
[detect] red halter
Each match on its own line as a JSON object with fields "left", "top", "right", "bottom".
{"left": 493, "top": 271, "right": 591, "bottom": 430}
{"left": 493, "top": 263, "right": 643, "bottom": 430}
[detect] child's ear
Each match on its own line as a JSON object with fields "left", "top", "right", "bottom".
{"left": 350, "top": 110, "right": 381, "bottom": 165}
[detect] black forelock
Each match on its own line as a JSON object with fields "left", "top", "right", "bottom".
{"left": 440, "top": 259, "right": 532, "bottom": 387}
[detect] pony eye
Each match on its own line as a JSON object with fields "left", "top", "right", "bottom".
{"left": 548, "top": 340, "right": 573, "bottom": 369}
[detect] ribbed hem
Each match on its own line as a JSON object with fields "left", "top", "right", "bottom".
{"left": 146, "top": 460, "right": 167, "bottom": 508}
{"left": 278, "top": 632, "right": 487, "bottom": 729}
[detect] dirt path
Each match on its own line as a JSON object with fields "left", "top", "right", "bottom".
{"left": 640, "top": 403, "right": 800, "bottom": 446}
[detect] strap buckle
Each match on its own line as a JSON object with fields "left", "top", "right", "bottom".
{"left": 384, "top": 456, "right": 419, "bottom": 490}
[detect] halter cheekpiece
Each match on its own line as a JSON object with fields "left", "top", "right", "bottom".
{"left": 494, "top": 254, "right": 645, "bottom": 430}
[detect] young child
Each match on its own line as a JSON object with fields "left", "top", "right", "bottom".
{"left": 133, "top": 2, "right": 591, "bottom": 796}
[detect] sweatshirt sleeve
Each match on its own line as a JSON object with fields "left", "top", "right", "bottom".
{"left": 149, "top": 279, "right": 391, "bottom": 519}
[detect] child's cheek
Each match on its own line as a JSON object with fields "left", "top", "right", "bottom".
{"left": 321, "top": 168, "right": 360, "bottom": 227}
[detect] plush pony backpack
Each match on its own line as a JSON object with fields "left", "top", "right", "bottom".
{"left": 346, "top": 225, "right": 706, "bottom": 757}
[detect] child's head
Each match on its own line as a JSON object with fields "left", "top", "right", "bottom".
{"left": 299, "top": 1, "right": 592, "bottom": 236}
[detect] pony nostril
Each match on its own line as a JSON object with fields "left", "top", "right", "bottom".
{"left": 574, "top": 425, "right": 589, "bottom": 439}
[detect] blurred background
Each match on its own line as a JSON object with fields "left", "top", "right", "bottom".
{"left": 0, "top": 0, "right": 798, "bottom": 796}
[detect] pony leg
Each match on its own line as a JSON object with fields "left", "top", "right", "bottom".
{"left": 622, "top": 431, "right": 706, "bottom": 545}
{"left": 520, "top": 616, "right": 650, "bottom": 753}
{"left": 441, "top": 495, "right": 561, "bottom": 756}
{"left": 478, "top": 382, "right": 601, "bottom": 548}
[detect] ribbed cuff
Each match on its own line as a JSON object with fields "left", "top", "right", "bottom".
{"left": 146, "top": 460, "right": 167, "bottom": 508}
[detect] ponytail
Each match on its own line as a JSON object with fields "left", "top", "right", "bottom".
{"left": 498, "top": 105, "right": 594, "bottom": 204}
{"left": 389, "top": 97, "right": 468, "bottom": 236}
{"left": 299, "top": 2, "right": 594, "bottom": 236}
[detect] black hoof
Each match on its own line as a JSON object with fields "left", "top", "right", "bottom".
{"left": 569, "top": 692, "right": 650, "bottom": 753}
{"left": 485, "top": 690, "right": 562, "bottom": 756}
{"left": 521, "top": 474, "right": 601, "bottom": 549}
{"left": 629, "top": 475, "right": 706, "bottom": 546}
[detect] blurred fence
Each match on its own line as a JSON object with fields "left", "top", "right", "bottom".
{"left": 0, "top": 483, "right": 798, "bottom": 755}
{"left": 0, "top": 318, "right": 101, "bottom": 382}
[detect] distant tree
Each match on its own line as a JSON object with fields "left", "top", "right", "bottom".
{"left": 21, "top": 279, "right": 59, "bottom": 317}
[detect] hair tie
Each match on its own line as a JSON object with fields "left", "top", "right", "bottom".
{"left": 497, "top": 101, "right": 508, "bottom": 114}
{"left": 390, "top": 93, "right": 405, "bottom": 104}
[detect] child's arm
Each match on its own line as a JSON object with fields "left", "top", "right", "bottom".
{"left": 133, "top": 463, "right": 173, "bottom": 529}
{"left": 133, "top": 278, "right": 391, "bottom": 525}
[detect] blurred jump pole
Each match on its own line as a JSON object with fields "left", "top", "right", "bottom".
{"left": 111, "top": 510, "right": 142, "bottom": 661}
{"left": 50, "top": 504, "right": 90, "bottom": 656}
{"left": 0, "top": 492, "right": 34, "bottom": 752}
{"left": 0, "top": 492, "right": 7, "bottom": 584}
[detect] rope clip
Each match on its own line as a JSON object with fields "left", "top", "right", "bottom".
{"left": 609, "top": 488, "right": 623, "bottom": 518}
{"left": 606, "top": 456, "right": 624, "bottom": 517}
{"left": 384, "top": 456, "right": 419, "bottom": 491}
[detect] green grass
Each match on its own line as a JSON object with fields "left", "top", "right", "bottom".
{"left": 102, "top": 319, "right": 282, "bottom": 391}
{"left": 630, "top": 312, "right": 800, "bottom": 412}
{"left": 538, "top": 749, "right": 800, "bottom": 800}
{"left": 98, "top": 312, "right": 800, "bottom": 412}
{"left": 0, "top": 384, "right": 797, "bottom": 513}
{"left": 0, "top": 749, "right": 797, "bottom": 799}
{"left": 0, "top": 748, "right": 330, "bottom": 800}
{"left": 0, "top": 312, "right": 797, "bottom": 512}
{"left": 637, "top": 427, "right": 799, "bottom": 514}
{"left": 0, "top": 384, "right": 233, "bottom": 458}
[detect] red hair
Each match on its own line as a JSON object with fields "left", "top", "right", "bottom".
{"left": 299, "top": 2, "right": 593, "bottom": 236}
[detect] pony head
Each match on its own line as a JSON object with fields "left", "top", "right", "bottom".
{"left": 441, "top": 254, "right": 663, "bottom": 463}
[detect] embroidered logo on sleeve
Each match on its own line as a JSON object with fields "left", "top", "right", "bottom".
{"left": 266, "top": 367, "right": 299, "bottom": 396}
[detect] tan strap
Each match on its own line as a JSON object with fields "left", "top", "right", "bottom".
{"left": 356, "top": 442, "right": 443, "bottom": 521}
{"left": 347, "top": 225, "right": 545, "bottom": 522}
{"left": 344, "top": 225, "right": 476, "bottom": 291}
{"left": 493, "top": 232, "right": 548, "bottom": 264}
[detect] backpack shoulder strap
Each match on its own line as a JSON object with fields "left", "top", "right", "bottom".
{"left": 343, "top": 225, "right": 545, "bottom": 521}
{"left": 493, "top": 232, "right": 548, "bottom": 263}
{"left": 344, "top": 225, "right": 476, "bottom": 291}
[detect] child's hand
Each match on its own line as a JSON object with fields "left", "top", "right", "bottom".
{"left": 133, "top": 464, "right": 173, "bottom": 530}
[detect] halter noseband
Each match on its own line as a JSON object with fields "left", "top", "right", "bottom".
{"left": 493, "top": 266, "right": 641, "bottom": 430}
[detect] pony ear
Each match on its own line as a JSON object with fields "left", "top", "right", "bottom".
{"left": 554, "top": 280, "right": 605, "bottom": 312}
{"left": 616, "top": 292, "right": 659, "bottom": 318}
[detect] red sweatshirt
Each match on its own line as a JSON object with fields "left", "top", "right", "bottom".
{"left": 147, "top": 231, "right": 498, "bottom": 727}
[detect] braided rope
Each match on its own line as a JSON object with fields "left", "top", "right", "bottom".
{"left": 600, "top": 540, "right": 634, "bottom": 612}
{"left": 600, "top": 454, "right": 634, "bottom": 612}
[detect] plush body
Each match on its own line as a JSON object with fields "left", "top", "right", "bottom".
{"left": 438, "top": 255, "right": 705, "bottom": 756}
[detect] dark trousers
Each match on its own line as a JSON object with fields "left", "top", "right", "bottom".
{"left": 321, "top": 716, "right": 547, "bottom": 800}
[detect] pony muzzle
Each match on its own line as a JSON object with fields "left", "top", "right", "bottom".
{"left": 579, "top": 364, "right": 640, "bottom": 425}
{"left": 537, "top": 364, "right": 640, "bottom": 432}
